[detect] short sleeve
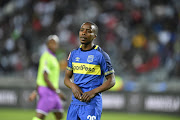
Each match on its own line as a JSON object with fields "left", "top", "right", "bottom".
{"left": 40, "top": 54, "right": 50, "bottom": 74}
{"left": 44, "top": 60, "right": 50, "bottom": 73}
{"left": 66, "top": 52, "right": 73, "bottom": 71}
{"left": 99, "top": 51, "right": 114, "bottom": 76}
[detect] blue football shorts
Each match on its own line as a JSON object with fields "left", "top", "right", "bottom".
{"left": 66, "top": 103, "right": 102, "bottom": 120}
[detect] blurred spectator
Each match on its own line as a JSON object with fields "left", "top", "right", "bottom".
{"left": 0, "top": 0, "right": 179, "bottom": 84}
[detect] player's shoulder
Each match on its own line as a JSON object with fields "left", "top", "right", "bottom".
{"left": 95, "top": 45, "right": 110, "bottom": 58}
{"left": 42, "top": 51, "right": 55, "bottom": 58}
{"left": 71, "top": 47, "right": 80, "bottom": 54}
{"left": 68, "top": 46, "right": 80, "bottom": 58}
{"left": 39, "top": 51, "right": 50, "bottom": 63}
{"left": 95, "top": 45, "right": 103, "bottom": 53}
{"left": 40, "top": 51, "right": 48, "bottom": 58}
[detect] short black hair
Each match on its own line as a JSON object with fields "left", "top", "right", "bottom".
{"left": 82, "top": 21, "right": 98, "bottom": 35}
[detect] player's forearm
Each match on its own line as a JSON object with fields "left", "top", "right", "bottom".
{"left": 45, "top": 79, "right": 56, "bottom": 91}
{"left": 93, "top": 74, "right": 115, "bottom": 94}
{"left": 64, "top": 70, "right": 74, "bottom": 89}
{"left": 35, "top": 85, "right": 39, "bottom": 91}
{"left": 43, "top": 72, "right": 56, "bottom": 91}
{"left": 64, "top": 77, "right": 74, "bottom": 89}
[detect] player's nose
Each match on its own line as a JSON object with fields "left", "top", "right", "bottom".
{"left": 81, "top": 29, "right": 87, "bottom": 35}
{"left": 82, "top": 31, "right": 86, "bottom": 35}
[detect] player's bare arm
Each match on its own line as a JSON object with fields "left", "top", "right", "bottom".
{"left": 64, "top": 69, "right": 83, "bottom": 100}
{"left": 44, "top": 70, "right": 67, "bottom": 101}
{"left": 44, "top": 71, "right": 57, "bottom": 91}
{"left": 81, "top": 73, "right": 115, "bottom": 102}
{"left": 28, "top": 85, "right": 38, "bottom": 102}
{"left": 28, "top": 90, "right": 37, "bottom": 102}
{"left": 58, "top": 92, "right": 67, "bottom": 101}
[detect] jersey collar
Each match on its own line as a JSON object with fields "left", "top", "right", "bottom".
{"left": 80, "top": 45, "right": 99, "bottom": 51}
{"left": 47, "top": 49, "right": 56, "bottom": 57}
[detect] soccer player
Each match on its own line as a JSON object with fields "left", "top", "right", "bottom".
{"left": 29, "top": 35, "right": 66, "bottom": 120}
{"left": 64, "top": 22, "right": 115, "bottom": 120}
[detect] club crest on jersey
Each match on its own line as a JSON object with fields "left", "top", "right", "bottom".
{"left": 87, "top": 55, "right": 94, "bottom": 63}
{"left": 75, "top": 57, "right": 80, "bottom": 61}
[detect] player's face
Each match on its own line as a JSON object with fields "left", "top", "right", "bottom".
{"left": 48, "top": 39, "right": 58, "bottom": 53}
{"left": 79, "top": 23, "right": 96, "bottom": 45}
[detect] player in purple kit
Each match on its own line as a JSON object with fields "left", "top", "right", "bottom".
{"left": 29, "top": 35, "right": 66, "bottom": 120}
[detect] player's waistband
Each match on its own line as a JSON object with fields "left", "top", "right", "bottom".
{"left": 38, "top": 86, "right": 57, "bottom": 96}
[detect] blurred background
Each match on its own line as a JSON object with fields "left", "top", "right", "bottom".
{"left": 0, "top": 0, "right": 180, "bottom": 119}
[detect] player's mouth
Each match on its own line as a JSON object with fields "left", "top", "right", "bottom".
{"left": 80, "top": 36, "right": 87, "bottom": 41}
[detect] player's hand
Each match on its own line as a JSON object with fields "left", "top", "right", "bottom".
{"left": 71, "top": 83, "right": 83, "bottom": 101}
{"left": 81, "top": 90, "right": 96, "bottom": 102}
{"left": 58, "top": 92, "right": 67, "bottom": 101}
{"left": 28, "top": 91, "right": 37, "bottom": 102}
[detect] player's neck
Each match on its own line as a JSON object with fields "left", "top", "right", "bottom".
{"left": 48, "top": 49, "right": 56, "bottom": 56}
{"left": 81, "top": 43, "right": 94, "bottom": 51}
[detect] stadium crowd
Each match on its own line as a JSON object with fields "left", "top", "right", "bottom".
{"left": 0, "top": 0, "right": 179, "bottom": 85}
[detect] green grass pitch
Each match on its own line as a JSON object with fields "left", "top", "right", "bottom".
{"left": 0, "top": 108, "right": 179, "bottom": 120}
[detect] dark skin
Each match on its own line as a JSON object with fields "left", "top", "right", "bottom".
{"left": 29, "top": 39, "right": 65, "bottom": 120}
{"left": 43, "top": 39, "right": 66, "bottom": 101}
{"left": 64, "top": 22, "right": 115, "bottom": 102}
{"left": 79, "top": 22, "right": 97, "bottom": 48}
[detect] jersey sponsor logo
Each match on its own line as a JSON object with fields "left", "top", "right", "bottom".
{"left": 75, "top": 57, "right": 80, "bottom": 61}
{"left": 72, "top": 62, "right": 101, "bottom": 75}
{"left": 87, "top": 115, "right": 96, "bottom": 120}
{"left": 87, "top": 55, "right": 94, "bottom": 63}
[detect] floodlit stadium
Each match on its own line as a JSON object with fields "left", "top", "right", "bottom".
{"left": 0, "top": 0, "right": 180, "bottom": 120}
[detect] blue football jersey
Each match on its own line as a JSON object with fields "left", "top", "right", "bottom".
{"left": 67, "top": 45, "right": 114, "bottom": 105}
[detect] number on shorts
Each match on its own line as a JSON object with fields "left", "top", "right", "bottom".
{"left": 87, "top": 115, "right": 96, "bottom": 120}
